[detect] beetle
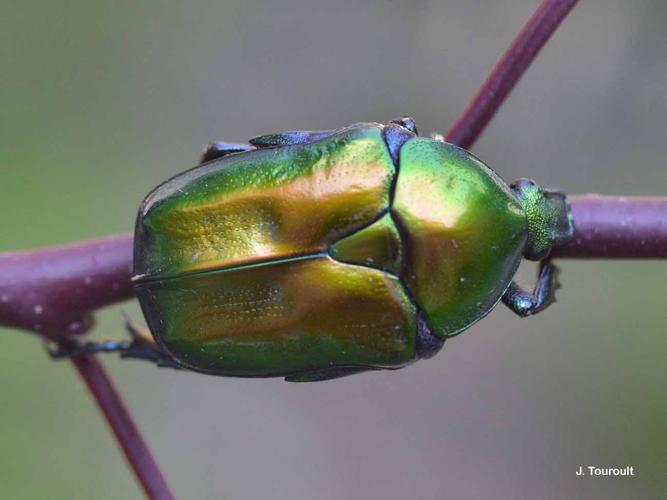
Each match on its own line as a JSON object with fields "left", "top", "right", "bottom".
{"left": 105, "top": 117, "right": 571, "bottom": 382}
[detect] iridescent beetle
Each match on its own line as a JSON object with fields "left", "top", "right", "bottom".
{"left": 125, "top": 118, "right": 572, "bottom": 381}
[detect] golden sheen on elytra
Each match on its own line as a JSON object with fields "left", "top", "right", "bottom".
{"left": 133, "top": 120, "right": 572, "bottom": 381}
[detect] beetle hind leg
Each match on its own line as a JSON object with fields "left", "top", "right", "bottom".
{"left": 118, "top": 316, "right": 182, "bottom": 368}
{"left": 47, "top": 315, "right": 182, "bottom": 370}
{"left": 501, "top": 260, "right": 560, "bottom": 317}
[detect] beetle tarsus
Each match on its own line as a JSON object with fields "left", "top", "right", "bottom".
{"left": 501, "top": 260, "right": 560, "bottom": 317}
{"left": 46, "top": 338, "right": 133, "bottom": 358}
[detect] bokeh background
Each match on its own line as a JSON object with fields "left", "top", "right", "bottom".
{"left": 2, "top": 0, "right": 666, "bottom": 498}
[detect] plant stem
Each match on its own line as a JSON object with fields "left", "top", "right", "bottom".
{"left": 72, "top": 354, "right": 175, "bottom": 500}
{"left": 552, "top": 195, "right": 667, "bottom": 258}
{"left": 445, "top": 0, "right": 579, "bottom": 149}
{"left": 3, "top": 195, "right": 666, "bottom": 342}
{"left": 0, "top": 237, "right": 175, "bottom": 498}
{"left": 0, "top": 235, "right": 133, "bottom": 339}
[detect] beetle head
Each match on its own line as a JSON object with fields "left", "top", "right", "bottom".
{"left": 511, "top": 178, "right": 574, "bottom": 261}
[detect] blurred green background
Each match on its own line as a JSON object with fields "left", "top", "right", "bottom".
{"left": 2, "top": 0, "right": 666, "bottom": 498}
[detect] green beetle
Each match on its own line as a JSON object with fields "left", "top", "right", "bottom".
{"left": 130, "top": 118, "right": 573, "bottom": 382}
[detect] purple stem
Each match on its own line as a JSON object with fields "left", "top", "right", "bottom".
{"left": 445, "top": 0, "right": 579, "bottom": 149}
{"left": 3, "top": 195, "right": 666, "bottom": 342}
{"left": 0, "top": 236, "right": 174, "bottom": 498}
{"left": 0, "top": 235, "right": 133, "bottom": 340}
{"left": 72, "top": 354, "right": 175, "bottom": 500}
{"left": 553, "top": 195, "right": 667, "bottom": 258}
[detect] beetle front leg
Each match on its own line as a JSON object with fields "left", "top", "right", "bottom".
{"left": 502, "top": 260, "right": 560, "bottom": 317}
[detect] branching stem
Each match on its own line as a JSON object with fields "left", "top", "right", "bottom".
{"left": 4, "top": 194, "right": 664, "bottom": 342}
{"left": 7, "top": 1, "right": 655, "bottom": 499}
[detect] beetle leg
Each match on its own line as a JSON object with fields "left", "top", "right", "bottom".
{"left": 501, "top": 260, "right": 560, "bottom": 317}
{"left": 200, "top": 142, "right": 253, "bottom": 163}
{"left": 119, "top": 315, "right": 182, "bottom": 369}
{"left": 46, "top": 338, "right": 134, "bottom": 358}
{"left": 249, "top": 130, "right": 336, "bottom": 148}
{"left": 45, "top": 316, "right": 182, "bottom": 370}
